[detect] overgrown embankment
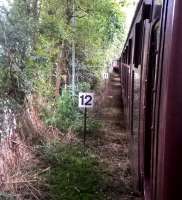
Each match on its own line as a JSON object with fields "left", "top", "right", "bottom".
{"left": 0, "top": 1, "right": 139, "bottom": 199}
{"left": 0, "top": 73, "right": 142, "bottom": 200}
{"left": 0, "top": 95, "right": 105, "bottom": 200}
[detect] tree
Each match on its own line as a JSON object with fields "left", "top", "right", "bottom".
{"left": 0, "top": 0, "right": 128, "bottom": 132}
{"left": 0, "top": 0, "right": 40, "bottom": 102}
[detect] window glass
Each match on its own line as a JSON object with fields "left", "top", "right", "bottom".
{"left": 128, "top": 39, "right": 132, "bottom": 64}
{"left": 134, "top": 21, "right": 143, "bottom": 68}
{"left": 156, "top": 0, "right": 162, "bottom": 5}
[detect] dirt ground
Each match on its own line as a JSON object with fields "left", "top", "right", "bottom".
{"left": 88, "top": 72, "right": 142, "bottom": 200}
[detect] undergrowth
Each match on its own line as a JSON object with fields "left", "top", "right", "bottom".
{"left": 39, "top": 142, "right": 105, "bottom": 200}
{"left": 41, "top": 89, "right": 101, "bottom": 134}
{"left": 0, "top": 192, "right": 15, "bottom": 200}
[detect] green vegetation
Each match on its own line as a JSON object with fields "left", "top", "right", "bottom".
{"left": 0, "top": 0, "right": 127, "bottom": 109}
{"left": 0, "top": 0, "right": 138, "bottom": 199}
{"left": 40, "top": 142, "right": 105, "bottom": 200}
{"left": 41, "top": 88, "right": 100, "bottom": 133}
{"left": 0, "top": 192, "right": 15, "bottom": 200}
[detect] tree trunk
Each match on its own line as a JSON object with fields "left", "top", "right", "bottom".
{"left": 55, "top": 42, "right": 69, "bottom": 97}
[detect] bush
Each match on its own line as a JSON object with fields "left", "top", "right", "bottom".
{"left": 40, "top": 142, "right": 105, "bottom": 200}
{"left": 55, "top": 90, "right": 81, "bottom": 132}
{"left": 42, "top": 89, "right": 81, "bottom": 132}
{"left": 43, "top": 88, "right": 100, "bottom": 134}
{"left": 0, "top": 193, "right": 15, "bottom": 200}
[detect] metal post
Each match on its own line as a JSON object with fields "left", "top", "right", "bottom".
{"left": 83, "top": 107, "right": 87, "bottom": 148}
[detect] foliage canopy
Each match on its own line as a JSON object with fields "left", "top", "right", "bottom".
{"left": 0, "top": 0, "right": 133, "bottom": 132}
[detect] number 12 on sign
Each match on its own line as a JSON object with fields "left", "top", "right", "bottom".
{"left": 79, "top": 93, "right": 94, "bottom": 108}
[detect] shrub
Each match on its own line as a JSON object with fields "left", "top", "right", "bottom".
{"left": 40, "top": 142, "right": 105, "bottom": 200}
{"left": 43, "top": 88, "right": 100, "bottom": 134}
{"left": 0, "top": 192, "right": 15, "bottom": 200}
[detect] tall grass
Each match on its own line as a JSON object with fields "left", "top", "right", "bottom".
{"left": 40, "top": 142, "right": 105, "bottom": 200}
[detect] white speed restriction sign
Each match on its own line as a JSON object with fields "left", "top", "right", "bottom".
{"left": 103, "top": 73, "right": 109, "bottom": 80}
{"left": 79, "top": 93, "right": 94, "bottom": 108}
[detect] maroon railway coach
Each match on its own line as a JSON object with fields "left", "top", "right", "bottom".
{"left": 120, "top": 0, "right": 182, "bottom": 200}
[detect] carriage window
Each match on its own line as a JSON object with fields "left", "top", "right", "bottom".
{"left": 123, "top": 50, "right": 127, "bottom": 63}
{"left": 134, "top": 21, "right": 143, "bottom": 68}
{"left": 128, "top": 39, "right": 133, "bottom": 64}
{"left": 124, "top": 52, "right": 126, "bottom": 63}
{"left": 144, "top": 21, "right": 160, "bottom": 179}
{"left": 156, "top": 0, "right": 162, "bottom": 4}
{"left": 126, "top": 45, "right": 129, "bottom": 64}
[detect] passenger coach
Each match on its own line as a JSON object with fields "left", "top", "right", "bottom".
{"left": 120, "top": 0, "right": 182, "bottom": 200}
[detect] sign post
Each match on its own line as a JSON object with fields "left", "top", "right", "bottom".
{"left": 103, "top": 72, "right": 109, "bottom": 88}
{"left": 83, "top": 107, "right": 87, "bottom": 147}
{"left": 79, "top": 92, "right": 94, "bottom": 148}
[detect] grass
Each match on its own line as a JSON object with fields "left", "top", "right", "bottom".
{"left": 0, "top": 193, "right": 15, "bottom": 200}
{"left": 40, "top": 142, "right": 105, "bottom": 200}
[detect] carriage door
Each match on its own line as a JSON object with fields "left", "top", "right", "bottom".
{"left": 144, "top": 19, "right": 161, "bottom": 197}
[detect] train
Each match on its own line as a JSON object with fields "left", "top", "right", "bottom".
{"left": 119, "top": 0, "right": 182, "bottom": 200}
